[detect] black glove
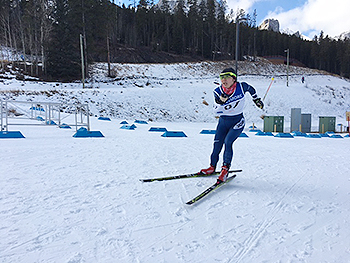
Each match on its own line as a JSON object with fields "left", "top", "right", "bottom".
{"left": 215, "top": 94, "right": 228, "bottom": 105}
{"left": 253, "top": 98, "right": 264, "bottom": 109}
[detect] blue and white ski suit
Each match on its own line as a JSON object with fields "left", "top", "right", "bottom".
{"left": 210, "top": 82, "right": 259, "bottom": 167}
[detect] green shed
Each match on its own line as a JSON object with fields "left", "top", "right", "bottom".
{"left": 263, "top": 116, "right": 284, "bottom": 132}
{"left": 319, "top": 116, "right": 336, "bottom": 133}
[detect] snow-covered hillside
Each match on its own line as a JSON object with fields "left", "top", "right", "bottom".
{"left": 1, "top": 59, "right": 350, "bottom": 128}
{"left": 1, "top": 60, "right": 350, "bottom": 262}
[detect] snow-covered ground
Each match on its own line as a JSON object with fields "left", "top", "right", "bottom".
{"left": 1, "top": 60, "right": 350, "bottom": 262}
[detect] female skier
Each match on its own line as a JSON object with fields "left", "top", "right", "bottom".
{"left": 200, "top": 68, "right": 264, "bottom": 183}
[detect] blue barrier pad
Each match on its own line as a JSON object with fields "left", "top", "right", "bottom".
{"left": 98, "top": 117, "right": 111, "bottom": 121}
{"left": 59, "top": 123, "right": 71, "bottom": 129}
{"left": 120, "top": 124, "right": 137, "bottom": 130}
{"left": 200, "top": 129, "right": 216, "bottom": 134}
{"left": 135, "top": 120, "right": 148, "bottom": 124}
{"left": 306, "top": 134, "right": 322, "bottom": 138}
{"left": 161, "top": 131, "right": 187, "bottom": 137}
{"left": 330, "top": 134, "right": 343, "bottom": 138}
{"left": 73, "top": 127, "right": 104, "bottom": 138}
{"left": 46, "top": 120, "right": 57, "bottom": 125}
{"left": 291, "top": 131, "right": 307, "bottom": 137}
{"left": 256, "top": 131, "right": 274, "bottom": 136}
{"left": 30, "top": 106, "right": 45, "bottom": 112}
{"left": 149, "top": 127, "right": 167, "bottom": 132}
{"left": 0, "top": 131, "right": 25, "bottom": 139}
{"left": 319, "top": 133, "right": 330, "bottom": 137}
{"left": 274, "top": 133, "right": 294, "bottom": 138}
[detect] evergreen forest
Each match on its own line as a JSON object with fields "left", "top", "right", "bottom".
{"left": 1, "top": 0, "right": 349, "bottom": 81}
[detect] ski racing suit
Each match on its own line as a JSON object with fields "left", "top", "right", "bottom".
{"left": 210, "top": 82, "right": 259, "bottom": 167}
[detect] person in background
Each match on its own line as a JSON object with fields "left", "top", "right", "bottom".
{"left": 302, "top": 76, "right": 305, "bottom": 83}
{"left": 200, "top": 68, "right": 264, "bottom": 183}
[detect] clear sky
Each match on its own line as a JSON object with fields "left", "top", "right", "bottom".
{"left": 117, "top": 0, "right": 350, "bottom": 39}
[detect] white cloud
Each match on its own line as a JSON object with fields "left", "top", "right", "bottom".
{"left": 266, "top": 0, "right": 350, "bottom": 38}
{"left": 225, "top": 0, "right": 259, "bottom": 13}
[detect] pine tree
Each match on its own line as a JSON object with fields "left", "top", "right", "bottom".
{"left": 187, "top": 0, "right": 199, "bottom": 56}
{"left": 46, "top": 0, "right": 81, "bottom": 80}
{"left": 2, "top": 0, "right": 349, "bottom": 80}
{"left": 172, "top": 0, "right": 186, "bottom": 54}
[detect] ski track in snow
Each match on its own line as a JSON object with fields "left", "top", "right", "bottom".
{"left": 230, "top": 165, "right": 305, "bottom": 263}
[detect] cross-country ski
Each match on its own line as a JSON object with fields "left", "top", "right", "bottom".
{"left": 186, "top": 175, "right": 237, "bottom": 205}
{"left": 140, "top": 169, "right": 242, "bottom": 182}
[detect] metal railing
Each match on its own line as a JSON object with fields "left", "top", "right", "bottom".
{"left": 1, "top": 100, "right": 90, "bottom": 132}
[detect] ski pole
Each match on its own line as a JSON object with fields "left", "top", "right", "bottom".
{"left": 263, "top": 77, "right": 274, "bottom": 101}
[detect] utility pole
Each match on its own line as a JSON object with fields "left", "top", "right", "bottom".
{"left": 235, "top": 10, "right": 246, "bottom": 80}
{"left": 107, "top": 36, "right": 111, "bottom": 77}
{"left": 253, "top": 9, "right": 257, "bottom": 62}
{"left": 285, "top": 48, "right": 290, "bottom": 87}
{"left": 235, "top": 16, "right": 239, "bottom": 77}
{"left": 81, "top": 0, "right": 88, "bottom": 80}
{"left": 80, "top": 34, "right": 85, "bottom": 88}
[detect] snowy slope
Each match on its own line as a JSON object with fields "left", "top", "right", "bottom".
{"left": 1, "top": 59, "right": 350, "bottom": 126}
{"left": 1, "top": 60, "right": 350, "bottom": 262}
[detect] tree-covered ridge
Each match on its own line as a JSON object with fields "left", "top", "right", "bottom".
{"left": 1, "top": 0, "right": 349, "bottom": 80}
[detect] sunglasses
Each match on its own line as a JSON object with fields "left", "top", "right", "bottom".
{"left": 219, "top": 72, "right": 237, "bottom": 80}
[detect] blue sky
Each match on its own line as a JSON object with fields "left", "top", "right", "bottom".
{"left": 117, "top": 0, "right": 350, "bottom": 39}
